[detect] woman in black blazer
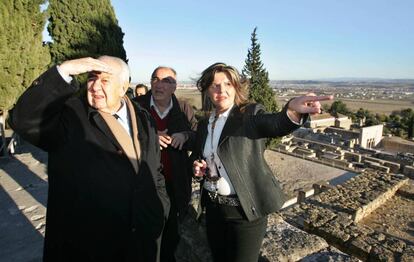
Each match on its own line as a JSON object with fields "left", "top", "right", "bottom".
{"left": 192, "top": 63, "right": 333, "bottom": 262}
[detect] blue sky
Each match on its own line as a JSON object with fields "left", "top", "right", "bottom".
{"left": 108, "top": 1, "right": 412, "bottom": 81}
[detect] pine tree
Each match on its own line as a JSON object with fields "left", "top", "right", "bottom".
{"left": 47, "top": 0, "right": 127, "bottom": 65}
{"left": 242, "top": 27, "right": 278, "bottom": 112}
{"left": 0, "top": 0, "right": 50, "bottom": 112}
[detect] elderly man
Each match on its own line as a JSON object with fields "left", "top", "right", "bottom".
{"left": 8, "top": 56, "right": 169, "bottom": 262}
{"left": 135, "top": 66, "right": 197, "bottom": 261}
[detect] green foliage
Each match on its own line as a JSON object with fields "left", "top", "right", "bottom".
{"left": 408, "top": 114, "right": 414, "bottom": 138}
{"left": 242, "top": 27, "right": 278, "bottom": 113}
{"left": 242, "top": 27, "right": 279, "bottom": 148}
{"left": 388, "top": 108, "right": 414, "bottom": 138}
{"left": 0, "top": 0, "right": 50, "bottom": 111}
{"left": 353, "top": 107, "right": 381, "bottom": 126}
{"left": 329, "top": 100, "right": 351, "bottom": 117}
{"left": 47, "top": 0, "right": 127, "bottom": 65}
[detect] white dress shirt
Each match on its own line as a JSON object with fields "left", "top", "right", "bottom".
{"left": 113, "top": 100, "right": 132, "bottom": 137}
{"left": 203, "top": 105, "right": 236, "bottom": 196}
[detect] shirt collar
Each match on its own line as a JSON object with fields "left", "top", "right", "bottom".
{"left": 209, "top": 104, "right": 234, "bottom": 122}
{"left": 150, "top": 96, "right": 173, "bottom": 119}
{"left": 113, "top": 99, "right": 128, "bottom": 120}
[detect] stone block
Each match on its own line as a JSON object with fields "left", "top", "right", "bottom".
{"left": 347, "top": 236, "right": 373, "bottom": 261}
{"left": 300, "top": 246, "right": 361, "bottom": 262}
{"left": 261, "top": 215, "right": 329, "bottom": 262}
{"left": 368, "top": 245, "right": 395, "bottom": 262}
{"left": 397, "top": 183, "right": 414, "bottom": 200}
{"left": 403, "top": 165, "right": 414, "bottom": 179}
{"left": 382, "top": 236, "right": 406, "bottom": 253}
{"left": 400, "top": 245, "right": 414, "bottom": 262}
{"left": 314, "top": 219, "right": 351, "bottom": 247}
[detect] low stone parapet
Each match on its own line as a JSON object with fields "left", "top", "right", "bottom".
{"left": 280, "top": 172, "right": 413, "bottom": 261}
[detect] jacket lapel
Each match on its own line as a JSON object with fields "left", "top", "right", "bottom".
{"left": 218, "top": 106, "right": 242, "bottom": 146}
{"left": 99, "top": 111, "right": 139, "bottom": 174}
{"left": 125, "top": 97, "right": 141, "bottom": 162}
{"left": 90, "top": 111, "right": 123, "bottom": 150}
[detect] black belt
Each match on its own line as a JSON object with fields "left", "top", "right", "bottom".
{"left": 206, "top": 191, "right": 241, "bottom": 206}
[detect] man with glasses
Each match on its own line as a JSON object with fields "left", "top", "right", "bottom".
{"left": 135, "top": 66, "right": 197, "bottom": 262}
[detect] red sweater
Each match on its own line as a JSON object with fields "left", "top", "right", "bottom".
{"left": 150, "top": 107, "right": 172, "bottom": 181}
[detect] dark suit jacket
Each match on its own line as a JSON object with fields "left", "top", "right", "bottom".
{"left": 135, "top": 91, "right": 197, "bottom": 215}
{"left": 8, "top": 67, "right": 170, "bottom": 262}
{"left": 193, "top": 103, "right": 302, "bottom": 221}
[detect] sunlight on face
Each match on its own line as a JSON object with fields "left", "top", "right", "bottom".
{"left": 87, "top": 66, "right": 124, "bottom": 114}
{"left": 208, "top": 72, "right": 236, "bottom": 114}
{"left": 151, "top": 68, "right": 177, "bottom": 104}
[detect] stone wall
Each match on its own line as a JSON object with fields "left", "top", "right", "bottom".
{"left": 177, "top": 172, "right": 414, "bottom": 261}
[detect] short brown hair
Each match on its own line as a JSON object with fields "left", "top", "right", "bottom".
{"left": 135, "top": 84, "right": 148, "bottom": 96}
{"left": 196, "top": 62, "right": 249, "bottom": 112}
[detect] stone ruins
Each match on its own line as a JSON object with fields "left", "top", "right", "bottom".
{"left": 177, "top": 170, "right": 414, "bottom": 261}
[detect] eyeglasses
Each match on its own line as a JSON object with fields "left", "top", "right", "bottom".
{"left": 151, "top": 76, "right": 177, "bottom": 85}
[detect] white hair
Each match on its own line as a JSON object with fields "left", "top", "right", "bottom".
{"left": 98, "top": 56, "right": 130, "bottom": 87}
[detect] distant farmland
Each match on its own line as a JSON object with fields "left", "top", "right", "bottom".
{"left": 176, "top": 88, "right": 413, "bottom": 115}
{"left": 275, "top": 97, "right": 413, "bottom": 115}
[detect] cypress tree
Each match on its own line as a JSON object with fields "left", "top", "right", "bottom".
{"left": 0, "top": 0, "right": 50, "bottom": 112}
{"left": 242, "top": 27, "right": 279, "bottom": 112}
{"left": 408, "top": 114, "right": 414, "bottom": 139}
{"left": 47, "top": 0, "right": 127, "bottom": 64}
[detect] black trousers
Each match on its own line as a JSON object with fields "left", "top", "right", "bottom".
{"left": 204, "top": 194, "right": 268, "bottom": 262}
{"left": 160, "top": 181, "right": 180, "bottom": 262}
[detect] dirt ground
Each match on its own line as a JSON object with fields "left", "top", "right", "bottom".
{"left": 264, "top": 150, "right": 356, "bottom": 199}
{"left": 360, "top": 181, "right": 414, "bottom": 245}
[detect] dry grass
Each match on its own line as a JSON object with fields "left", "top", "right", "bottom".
{"left": 175, "top": 89, "right": 201, "bottom": 109}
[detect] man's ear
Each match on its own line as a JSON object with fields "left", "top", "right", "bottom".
{"left": 120, "top": 82, "right": 129, "bottom": 96}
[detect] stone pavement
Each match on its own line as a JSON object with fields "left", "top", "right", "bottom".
{"left": 0, "top": 143, "right": 47, "bottom": 262}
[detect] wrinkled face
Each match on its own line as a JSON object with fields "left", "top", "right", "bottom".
{"left": 208, "top": 72, "right": 236, "bottom": 113}
{"left": 87, "top": 61, "right": 125, "bottom": 114}
{"left": 151, "top": 68, "right": 176, "bottom": 104}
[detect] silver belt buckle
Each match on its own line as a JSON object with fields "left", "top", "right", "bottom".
{"left": 218, "top": 195, "right": 240, "bottom": 206}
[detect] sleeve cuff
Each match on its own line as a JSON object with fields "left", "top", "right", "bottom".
{"left": 286, "top": 110, "right": 305, "bottom": 125}
{"left": 56, "top": 65, "right": 73, "bottom": 84}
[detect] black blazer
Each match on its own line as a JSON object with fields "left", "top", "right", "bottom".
{"left": 193, "top": 103, "right": 302, "bottom": 221}
{"left": 8, "top": 67, "right": 169, "bottom": 262}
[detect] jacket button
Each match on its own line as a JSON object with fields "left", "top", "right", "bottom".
{"left": 32, "top": 79, "right": 40, "bottom": 86}
{"left": 251, "top": 207, "right": 256, "bottom": 214}
{"left": 117, "top": 149, "right": 123, "bottom": 155}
